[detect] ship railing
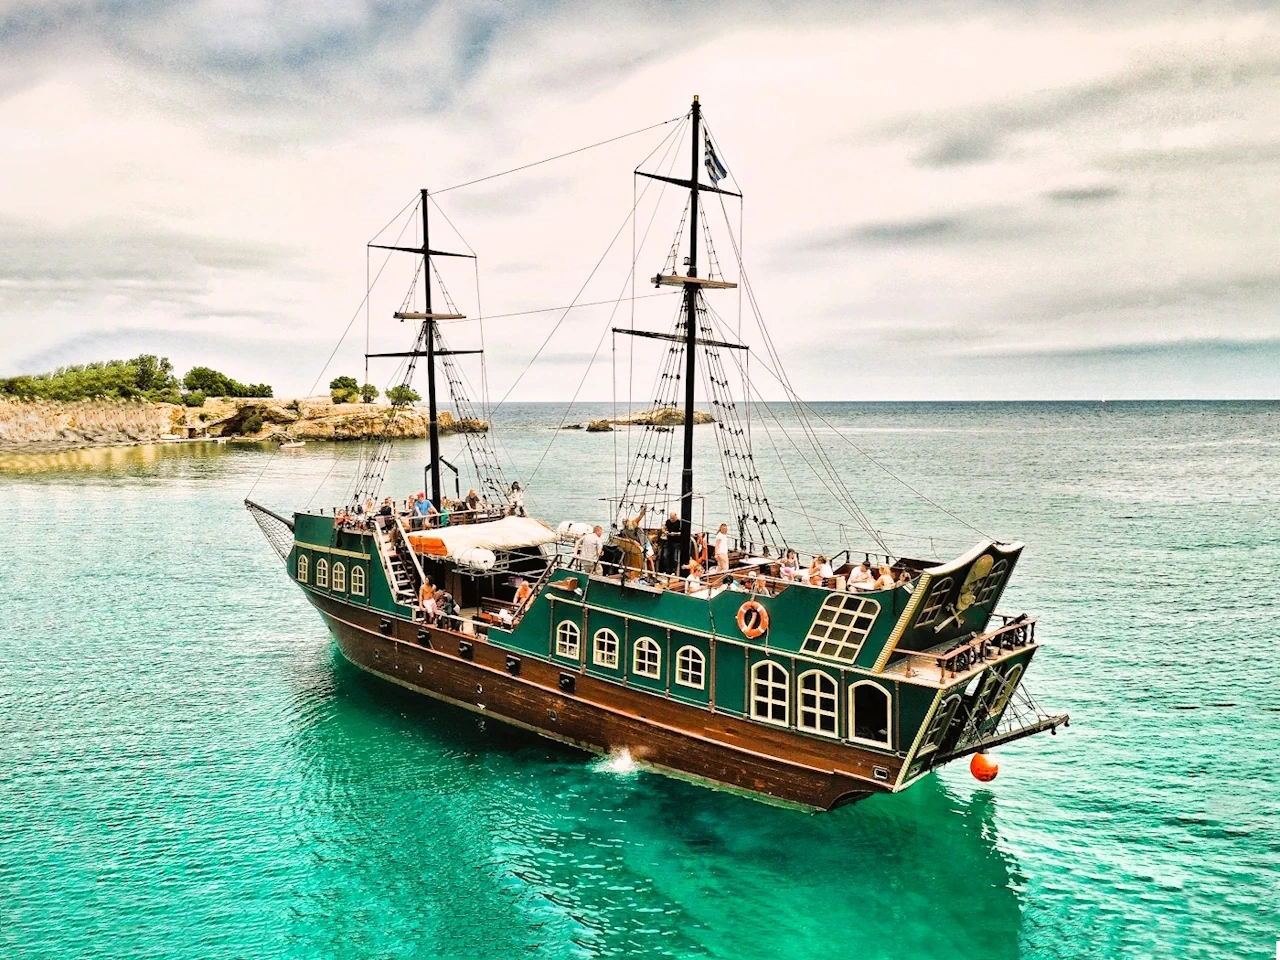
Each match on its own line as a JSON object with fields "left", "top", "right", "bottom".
{"left": 898, "top": 617, "right": 1038, "bottom": 679}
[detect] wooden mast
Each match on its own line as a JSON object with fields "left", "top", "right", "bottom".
{"left": 422, "top": 189, "right": 443, "bottom": 510}
{"left": 677, "top": 96, "right": 701, "bottom": 571}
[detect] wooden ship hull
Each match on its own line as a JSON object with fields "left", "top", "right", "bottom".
{"left": 309, "top": 589, "right": 893, "bottom": 810}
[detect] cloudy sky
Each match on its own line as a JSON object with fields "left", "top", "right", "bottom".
{"left": 2, "top": 0, "right": 1278, "bottom": 400}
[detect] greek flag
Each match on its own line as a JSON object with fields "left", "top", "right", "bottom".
{"left": 704, "top": 134, "right": 728, "bottom": 184}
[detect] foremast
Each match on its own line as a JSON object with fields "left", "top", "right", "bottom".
{"left": 358, "top": 189, "right": 481, "bottom": 507}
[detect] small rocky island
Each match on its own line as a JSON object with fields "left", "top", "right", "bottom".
{"left": 572, "top": 409, "right": 715, "bottom": 432}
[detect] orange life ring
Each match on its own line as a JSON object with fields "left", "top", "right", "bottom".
{"left": 737, "top": 599, "right": 769, "bottom": 639}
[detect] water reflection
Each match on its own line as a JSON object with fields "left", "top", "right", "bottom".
{"left": 0, "top": 440, "right": 249, "bottom": 474}
{"left": 280, "top": 652, "right": 1024, "bottom": 959}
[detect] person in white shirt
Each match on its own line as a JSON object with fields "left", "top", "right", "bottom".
{"left": 685, "top": 559, "right": 704, "bottom": 592}
{"left": 873, "top": 565, "right": 896, "bottom": 590}
{"left": 848, "top": 561, "right": 875, "bottom": 590}
{"left": 714, "top": 522, "right": 730, "bottom": 573}
{"left": 575, "top": 525, "right": 604, "bottom": 575}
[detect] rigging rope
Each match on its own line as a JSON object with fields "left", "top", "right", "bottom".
{"left": 431, "top": 115, "right": 684, "bottom": 196}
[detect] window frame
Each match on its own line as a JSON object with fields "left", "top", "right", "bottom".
{"left": 801, "top": 594, "right": 881, "bottom": 663}
{"left": 555, "top": 620, "right": 581, "bottom": 660}
{"left": 592, "top": 628, "right": 620, "bottom": 669}
{"left": 675, "top": 645, "right": 706, "bottom": 690}
{"left": 314, "top": 557, "right": 329, "bottom": 589}
{"left": 750, "top": 660, "right": 789, "bottom": 727}
{"left": 974, "top": 560, "right": 1009, "bottom": 607}
{"left": 915, "top": 577, "right": 954, "bottom": 628}
{"left": 331, "top": 561, "right": 346, "bottom": 592}
{"left": 296, "top": 554, "right": 309, "bottom": 583}
{"left": 797, "top": 670, "right": 839, "bottom": 737}
{"left": 632, "top": 636, "right": 661, "bottom": 679}
{"left": 350, "top": 564, "right": 366, "bottom": 597}
{"left": 849, "top": 680, "right": 893, "bottom": 748}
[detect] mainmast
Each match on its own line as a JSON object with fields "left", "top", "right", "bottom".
{"left": 677, "top": 97, "right": 702, "bottom": 570}
{"left": 620, "top": 96, "right": 742, "bottom": 568}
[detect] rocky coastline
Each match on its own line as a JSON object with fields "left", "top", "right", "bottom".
{"left": 0, "top": 397, "right": 487, "bottom": 447}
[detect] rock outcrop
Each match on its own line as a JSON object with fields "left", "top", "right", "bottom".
{"left": 0, "top": 396, "right": 488, "bottom": 446}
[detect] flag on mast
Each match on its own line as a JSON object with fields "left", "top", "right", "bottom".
{"left": 704, "top": 134, "right": 728, "bottom": 184}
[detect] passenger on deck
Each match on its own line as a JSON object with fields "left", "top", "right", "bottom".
{"left": 412, "top": 492, "right": 432, "bottom": 530}
{"left": 575, "top": 525, "right": 604, "bottom": 575}
{"left": 873, "top": 565, "right": 896, "bottom": 590}
{"left": 685, "top": 559, "right": 704, "bottom": 592}
{"left": 438, "top": 502, "right": 450, "bottom": 526}
{"left": 848, "top": 561, "right": 875, "bottom": 590}
{"left": 465, "top": 489, "right": 483, "bottom": 515}
{"left": 661, "top": 511, "right": 681, "bottom": 574}
{"left": 508, "top": 481, "right": 526, "bottom": 517}
{"left": 379, "top": 497, "right": 394, "bottom": 518}
{"left": 780, "top": 550, "right": 800, "bottom": 581}
{"left": 436, "top": 590, "right": 458, "bottom": 625}
{"left": 714, "top": 523, "right": 730, "bottom": 573}
{"left": 808, "top": 555, "right": 831, "bottom": 585}
{"left": 513, "top": 577, "right": 532, "bottom": 606}
{"left": 749, "top": 570, "right": 772, "bottom": 597}
{"left": 418, "top": 579, "right": 437, "bottom": 624}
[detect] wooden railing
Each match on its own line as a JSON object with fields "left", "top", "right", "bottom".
{"left": 899, "top": 617, "right": 1037, "bottom": 678}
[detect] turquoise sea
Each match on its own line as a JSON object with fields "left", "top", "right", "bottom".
{"left": 2, "top": 401, "right": 1277, "bottom": 959}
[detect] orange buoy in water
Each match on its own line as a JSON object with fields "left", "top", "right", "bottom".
{"left": 970, "top": 753, "right": 999, "bottom": 782}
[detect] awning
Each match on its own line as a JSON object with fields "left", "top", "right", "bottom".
{"left": 407, "top": 515, "right": 558, "bottom": 558}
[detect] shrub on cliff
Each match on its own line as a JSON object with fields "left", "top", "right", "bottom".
{"left": 241, "top": 413, "right": 264, "bottom": 434}
{"left": 183, "top": 366, "right": 272, "bottom": 398}
{"left": 184, "top": 391, "right": 206, "bottom": 407}
{"left": 329, "top": 375, "right": 359, "bottom": 403}
{"left": 0, "top": 355, "right": 181, "bottom": 401}
{"left": 387, "top": 385, "right": 421, "bottom": 406}
{"left": 360, "top": 383, "right": 379, "bottom": 403}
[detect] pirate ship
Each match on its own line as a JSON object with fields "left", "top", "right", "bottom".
{"left": 246, "top": 97, "right": 1068, "bottom": 809}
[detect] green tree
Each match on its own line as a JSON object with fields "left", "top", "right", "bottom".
{"left": 184, "top": 366, "right": 231, "bottom": 396}
{"left": 330, "top": 375, "right": 359, "bottom": 403}
{"left": 360, "top": 383, "right": 379, "bottom": 403}
{"left": 386, "top": 384, "right": 421, "bottom": 406}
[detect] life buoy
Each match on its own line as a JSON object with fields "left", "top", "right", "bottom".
{"left": 737, "top": 599, "right": 769, "bottom": 639}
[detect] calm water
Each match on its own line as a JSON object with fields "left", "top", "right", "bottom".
{"left": 2, "top": 401, "right": 1277, "bottom": 959}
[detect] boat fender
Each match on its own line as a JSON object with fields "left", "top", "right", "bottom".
{"left": 736, "top": 600, "right": 769, "bottom": 639}
{"left": 970, "top": 753, "right": 999, "bottom": 782}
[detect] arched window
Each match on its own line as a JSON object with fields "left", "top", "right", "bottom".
{"left": 633, "top": 637, "right": 661, "bottom": 678}
{"left": 296, "top": 554, "right": 309, "bottom": 583}
{"left": 919, "top": 695, "right": 961, "bottom": 755}
{"left": 988, "top": 664, "right": 1024, "bottom": 716}
{"left": 915, "top": 577, "right": 953, "bottom": 628}
{"left": 975, "top": 560, "right": 1009, "bottom": 607}
{"left": 593, "top": 628, "right": 620, "bottom": 668}
{"left": 798, "top": 671, "right": 838, "bottom": 736}
{"left": 850, "top": 681, "right": 892, "bottom": 747}
{"left": 555, "top": 621, "right": 580, "bottom": 659}
{"left": 751, "top": 661, "right": 789, "bottom": 725}
{"left": 676, "top": 646, "right": 705, "bottom": 689}
{"left": 350, "top": 565, "right": 366, "bottom": 597}
{"left": 315, "top": 558, "right": 329, "bottom": 588}
{"left": 331, "top": 562, "right": 346, "bottom": 592}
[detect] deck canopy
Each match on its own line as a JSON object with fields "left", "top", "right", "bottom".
{"left": 407, "top": 516, "right": 557, "bottom": 558}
